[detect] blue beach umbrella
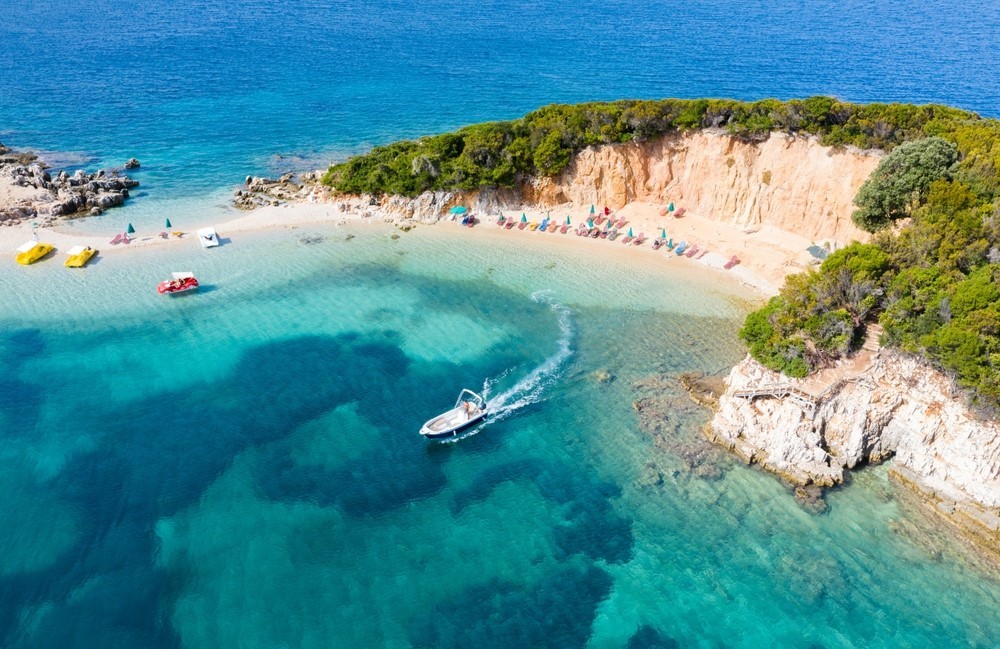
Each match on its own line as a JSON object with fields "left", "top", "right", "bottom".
{"left": 449, "top": 205, "right": 468, "bottom": 215}
{"left": 565, "top": 216, "right": 571, "bottom": 225}
{"left": 587, "top": 218, "right": 594, "bottom": 228}
{"left": 521, "top": 213, "right": 527, "bottom": 223}
{"left": 590, "top": 204, "right": 596, "bottom": 214}
{"left": 627, "top": 227, "right": 634, "bottom": 238}
{"left": 668, "top": 202, "right": 675, "bottom": 212}
{"left": 126, "top": 223, "right": 135, "bottom": 234}
{"left": 165, "top": 218, "right": 172, "bottom": 229}
{"left": 660, "top": 228, "right": 667, "bottom": 239}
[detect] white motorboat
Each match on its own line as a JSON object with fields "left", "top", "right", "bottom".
{"left": 197, "top": 227, "right": 220, "bottom": 248}
{"left": 419, "top": 389, "right": 488, "bottom": 439}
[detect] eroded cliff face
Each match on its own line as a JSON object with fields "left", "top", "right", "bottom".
{"left": 525, "top": 130, "right": 879, "bottom": 243}
{"left": 709, "top": 352, "right": 1000, "bottom": 556}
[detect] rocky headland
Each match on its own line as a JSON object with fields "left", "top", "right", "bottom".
{"left": 239, "top": 127, "right": 998, "bottom": 561}
{"left": 0, "top": 143, "right": 139, "bottom": 226}
{"left": 708, "top": 347, "right": 1000, "bottom": 562}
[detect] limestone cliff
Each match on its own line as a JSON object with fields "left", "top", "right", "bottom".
{"left": 709, "top": 351, "right": 1000, "bottom": 557}
{"left": 525, "top": 130, "right": 880, "bottom": 243}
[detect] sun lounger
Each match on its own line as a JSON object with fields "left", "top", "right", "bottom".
{"left": 606, "top": 228, "right": 619, "bottom": 241}
{"left": 172, "top": 231, "right": 185, "bottom": 238}
{"left": 122, "top": 234, "right": 131, "bottom": 244}
{"left": 685, "top": 244, "right": 700, "bottom": 258}
{"left": 518, "top": 221, "right": 528, "bottom": 230}
{"left": 621, "top": 233, "right": 633, "bottom": 244}
{"left": 505, "top": 220, "right": 515, "bottom": 229}
{"left": 108, "top": 233, "right": 123, "bottom": 245}
{"left": 548, "top": 222, "right": 559, "bottom": 232}
{"left": 633, "top": 232, "right": 646, "bottom": 245}
{"left": 652, "top": 239, "right": 662, "bottom": 250}
{"left": 615, "top": 219, "right": 627, "bottom": 229}
{"left": 694, "top": 248, "right": 709, "bottom": 259}
{"left": 674, "top": 207, "right": 686, "bottom": 218}
{"left": 724, "top": 255, "right": 741, "bottom": 270}
{"left": 675, "top": 241, "right": 688, "bottom": 255}
{"left": 159, "top": 231, "right": 169, "bottom": 238}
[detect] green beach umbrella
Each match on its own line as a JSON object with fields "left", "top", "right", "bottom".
{"left": 660, "top": 228, "right": 667, "bottom": 239}
{"left": 565, "top": 216, "right": 571, "bottom": 225}
{"left": 668, "top": 238, "right": 673, "bottom": 247}
{"left": 521, "top": 213, "right": 527, "bottom": 222}
{"left": 165, "top": 218, "right": 172, "bottom": 229}
{"left": 627, "top": 227, "right": 634, "bottom": 238}
{"left": 449, "top": 205, "right": 468, "bottom": 215}
{"left": 587, "top": 218, "right": 594, "bottom": 228}
{"left": 127, "top": 223, "right": 135, "bottom": 234}
{"left": 590, "top": 204, "right": 596, "bottom": 214}
{"left": 668, "top": 202, "right": 675, "bottom": 212}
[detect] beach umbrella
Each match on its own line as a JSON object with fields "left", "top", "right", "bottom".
{"left": 668, "top": 238, "right": 673, "bottom": 248}
{"left": 668, "top": 202, "right": 675, "bottom": 212}
{"left": 449, "top": 205, "right": 468, "bottom": 215}
{"left": 590, "top": 204, "right": 596, "bottom": 214}
{"left": 165, "top": 218, "right": 172, "bottom": 229}
{"left": 627, "top": 227, "right": 634, "bottom": 238}
{"left": 565, "top": 216, "right": 571, "bottom": 225}
{"left": 127, "top": 223, "right": 135, "bottom": 234}
{"left": 660, "top": 228, "right": 667, "bottom": 239}
{"left": 521, "top": 213, "right": 527, "bottom": 223}
{"left": 587, "top": 218, "right": 594, "bottom": 228}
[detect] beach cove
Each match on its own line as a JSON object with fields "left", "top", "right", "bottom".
{"left": 3, "top": 201, "right": 1000, "bottom": 646}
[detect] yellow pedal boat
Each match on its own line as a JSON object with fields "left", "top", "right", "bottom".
{"left": 15, "top": 240, "right": 54, "bottom": 265}
{"left": 65, "top": 245, "right": 97, "bottom": 268}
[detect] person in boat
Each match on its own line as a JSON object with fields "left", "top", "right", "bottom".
{"left": 169, "top": 279, "right": 183, "bottom": 290}
{"left": 463, "top": 400, "right": 475, "bottom": 419}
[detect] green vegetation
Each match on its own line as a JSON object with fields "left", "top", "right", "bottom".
{"left": 852, "top": 137, "right": 959, "bottom": 232}
{"left": 322, "top": 97, "right": 977, "bottom": 196}
{"left": 323, "top": 96, "right": 999, "bottom": 411}
{"left": 741, "top": 116, "right": 1000, "bottom": 413}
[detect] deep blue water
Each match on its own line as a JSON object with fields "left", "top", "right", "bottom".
{"left": 3, "top": 2, "right": 1000, "bottom": 648}
{"left": 2, "top": 0, "right": 1000, "bottom": 199}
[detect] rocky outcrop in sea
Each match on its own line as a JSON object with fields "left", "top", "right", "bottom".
{"left": 0, "top": 143, "right": 140, "bottom": 225}
{"left": 708, "top": 350, "right": 1000, "bottom": 560}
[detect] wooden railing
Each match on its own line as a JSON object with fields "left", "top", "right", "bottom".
{"left": 733, "top": 383, "right": 819, "bottom": 418}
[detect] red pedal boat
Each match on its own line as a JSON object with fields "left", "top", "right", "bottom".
{"left": 157, "top": 272, "right": 199, "bottom": 295}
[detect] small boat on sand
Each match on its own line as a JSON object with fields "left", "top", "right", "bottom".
{"left": 157, "top": 272, "right": 199, "bottom": 295}
{"left": 64, "top": 245, "right": 97, "bottom": 268}
{"left": 419, "top": 389, "right": 488, "bottom": 439}
{"left": 15, "top": 240, "right": 54, "bottom": 265}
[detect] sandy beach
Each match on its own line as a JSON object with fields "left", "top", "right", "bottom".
{"left": 0, "top": 197, "right": 834, "bottom": 297}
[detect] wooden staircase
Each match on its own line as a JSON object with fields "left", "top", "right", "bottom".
{"left": 733, "top": 383, "right": 819, "bottom": 419}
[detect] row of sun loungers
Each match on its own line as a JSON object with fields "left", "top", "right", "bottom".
{"left": 491, "top": 214, "right": 741, "bottom": 270}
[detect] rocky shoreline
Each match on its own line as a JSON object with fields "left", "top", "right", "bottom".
{"left": 0, "top": 143, "right": 139, "bottom": 226}
{"left": 706, "top": 350, "right": 1000, "bottom": 563}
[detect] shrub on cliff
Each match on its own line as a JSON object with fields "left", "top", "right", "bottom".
{"left": 321, "top": 98, "right": 980, "bottom": 197}
{"left": 851, "top": 137, "right": 960, "bottom": 232}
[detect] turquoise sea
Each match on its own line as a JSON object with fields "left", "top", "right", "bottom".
{"left": 3, "top": 2, "right": 1000, "bottom": 648}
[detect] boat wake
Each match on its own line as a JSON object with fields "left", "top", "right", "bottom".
{"left": 440, "top": 292, "right": 573, "bottom": 443}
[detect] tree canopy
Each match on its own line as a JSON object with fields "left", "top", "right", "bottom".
{"left": 852, "top": 137, "right": 959, "bottom": 232}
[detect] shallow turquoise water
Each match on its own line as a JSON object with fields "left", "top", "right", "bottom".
{"left": 4, "top": 1, "right": 1000, "bottom": 644}
{"left": 1, "top": 225, "right": 998, "bottom": 648}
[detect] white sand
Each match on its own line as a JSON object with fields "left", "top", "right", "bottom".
{"left": 0, "top": 197, "right": 825, "bottom": 296}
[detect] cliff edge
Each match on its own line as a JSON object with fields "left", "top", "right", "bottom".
{"left": 709, "top": 348, "right": 1000, "bottom": 559}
